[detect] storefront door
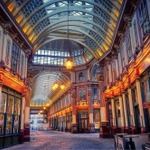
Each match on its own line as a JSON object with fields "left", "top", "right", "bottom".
{"left": 77, "top": 111, "right": 88, "bottom": 133}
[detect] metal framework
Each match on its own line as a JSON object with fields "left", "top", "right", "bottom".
{"left": 3, "top": 0, "right": 124, "bottom": 59}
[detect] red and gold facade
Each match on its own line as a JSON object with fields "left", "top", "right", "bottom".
{"left": 48, "top": 73, "right": 101, "bottom": 133}
{"left": 0, "top": 6, "right": 32, "bottom": 148}
{"left": 99, "top": 0, "right": 150, "bottom": 137}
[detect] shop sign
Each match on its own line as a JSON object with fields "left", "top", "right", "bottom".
{"left": 143, "top": 102, "right": 150, "bottom": 108}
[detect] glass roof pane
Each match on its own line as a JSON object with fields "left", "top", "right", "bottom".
{"left": 32, "top": 40, "right": 93, "bottom": 66}
{"left": 4, "top": 0, "right": 124, "bottom": 61}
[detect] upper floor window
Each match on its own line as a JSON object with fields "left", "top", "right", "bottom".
{"left": 138, "top": 0, "right": 150, "bottom": 38}
{"left": 11, "top": 43, "right": 20, "bottom": 73}
{"left": 21, "top": 55, "right": 24, "bottom": 76}
{"left": 93, "top": 87, "right": 98, "bottom": 100}
{"left": 78, "top": 71, "right": 86, "bottom": 82}
{"left": 111, "top": 59, "right": 117, "bottom": 82}
{"left": 79, "top": 88, "right": 86, "bottom": 101}
{"left": 125, "top": 28, "right": 132, "bottom": 60}
{"left": 5, "top": 39, "right": 11, "bottom": 65}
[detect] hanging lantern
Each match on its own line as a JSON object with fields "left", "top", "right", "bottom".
{"left": 64, "top": 57, "right": 74, "bottom": 69}
{"left": 52, "top": 83, "right": 59, "bottom": 90}
{"left": 60, "top": 84, "right": 66, "bottom": 90}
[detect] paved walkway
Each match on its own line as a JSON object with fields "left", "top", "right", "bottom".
{"left": 4, "top": 130, "right": 115, "bottom": 150}
{"left": 4, "top": 130, "right": 149, "bottom": 150}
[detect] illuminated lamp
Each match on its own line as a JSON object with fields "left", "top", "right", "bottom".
{"left": 60, "top": 84, "right": 66, "bottom": 90}
{"left": 64, "top": 58, "right": 74, "bottom": 70}
{"left": 52, "top": 83, "right": 59, "bottom": 90}
{"left": 64, "top": 0, "right": 74, "bottom": 70}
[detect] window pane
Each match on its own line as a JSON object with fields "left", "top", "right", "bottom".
{"left": 0, "top": 93, "right": 7, "bottom": 113}
{"left": 7, "top": 96, "right": 14, "bottom": 115}
{"left": 0, "top": 114, "right": 4, "bottom": 135}
{"left": 13, "top": 115, "right": 19, "bottom": 133}
{"left": 6, "top": 115, "right": 12, "bottom": 134}
{"left": 14, "top": 98, "right": 20, "bottom": 115}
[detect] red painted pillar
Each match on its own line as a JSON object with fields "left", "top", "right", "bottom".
{"left": 88, "top": 85, "right": 95, "bottom": 133}
{"left": 71, "top": 87, "right": 78, "bottom": 133}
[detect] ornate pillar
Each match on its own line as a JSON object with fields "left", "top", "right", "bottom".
{"left": 115, "top": 56, "right": 119, "bottom": 78}
{"left": 88, "top": 85, "right": 95, "bottom": 133}
{"left": 99, "top": 81, "right": 109, "bottom": 138}
{"left": 128, "top": 88, "right": 136, "bottom": 134}
{"left": 111, "top": 98, "right": 117, "bottom": 135}
{"left": 122, "top": 93, "right": 129, "bottom": 133}
{"left": 108, "top": 63, "right": 112, "bottom": 84}
{"left": 71, "top": 87, "right": 77, "bottom": 133}
{"left": 136, "top": 79, "right": 146, "bottom": 133}
{"left": 119, "top": 95, "right": 125, "bottom": 132}
{"left": 20, "top": 95, "right": 25, "bottom": 143}
{"left": 24, "top": 89, "right": 31, "bottom": 141}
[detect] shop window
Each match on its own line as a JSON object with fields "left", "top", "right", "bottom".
{"left": 0, "top": 114, "right": 4, "bottom": 135}
{"left": 0, "top": 93, "right": 7, "bottom": 135}
{"left": 1, "top": 87, "right": 22, "bottom": 136}
{"left": 138, "top": 0, "right": 150, "bottom": 38}
{"left": 0, "top": 93, "right": 7, "bottom": 113}
{"left": 93, "top": 109, "right": 100, "bottom": 129}
{"left": 6, "top": 115, "right": 12, "bottom": 134}
{"left": 115, "top": 100, "right": 121, "bottom": 127}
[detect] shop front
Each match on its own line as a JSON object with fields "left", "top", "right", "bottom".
{"left": 0, "top": 86, "right": 22, "bottom": 148}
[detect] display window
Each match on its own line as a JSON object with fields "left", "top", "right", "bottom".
{"left": 0, "top": 93, "right": 7, "bottom": 113}
{"left": 13, "top": 115, "right": 19, "bottom": 133}
{"left": 7, "top": 95, "right": 14, "bottom": 115}
{"left": 93, "top": 109, "right": 100, "bottom": 129}
{"left": 0, "top": 114, "right": 4, "bottom": 135}
{"left": 14, "top": 98, "right": 20, "bottom": 115}
{"left": 6, "top": 115, "right": 12, "bottom": 134}
{"left": 1, "top": 87, "right": 22, "bottom": 136}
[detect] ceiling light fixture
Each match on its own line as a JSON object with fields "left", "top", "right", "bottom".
{"left": 64, "top": 0, "right": 74, "bottom": 70}
{"left": 52, "top": 73, "right": 66, "bottom": 90}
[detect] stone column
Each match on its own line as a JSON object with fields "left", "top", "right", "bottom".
{"left": 88, "top": 85, "right": 95, "bottom": 133}
{"left": 99, "top": 82, "right": 109, "bottom": 138}
{"left": 115, "top": 57, "right": 119, "bottom": 78}
{"left": 24, "top": 89, "right": 31, "bottom": 141}
{"left": 119, "top": 95, "right": 125, "bottom": 132}
{"left": 128, "top": 88, "right": 136, "bottom": 134}
{"left": 20, "top": 96, "right": 25, "bottom": 143}
{"left": 136, "top": 79, "right": 146, "bottom": 133}
{"left": 111, "top": 98, "right": 117, "bottom": 135}
{"left": 71, "top": 87, "right": 77, "bottom": 133}
{"left": 122, "top": 93, "right": 129, "bottom": 133}
{"left": 108, "top": 64, "right": 112, "bottom": 84}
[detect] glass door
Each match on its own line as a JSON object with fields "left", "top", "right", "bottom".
{"left": 78, "top": 111, "right": 88, "bottom": 133}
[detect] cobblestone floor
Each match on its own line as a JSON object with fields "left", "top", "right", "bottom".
{"left": 4, "top": 130, "right": 115, "bottom": 150}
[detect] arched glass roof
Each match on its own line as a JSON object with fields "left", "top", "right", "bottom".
{"left": 32, "top": 40, "right": 93, "bottom": 66}
{"left": 31, "top": 71, "right": 71, "bottom": 106}
{"left": 4, "top": 0, "right": 124, "bottom": 60}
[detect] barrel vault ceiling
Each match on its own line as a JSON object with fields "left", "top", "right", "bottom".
{"left": 1, "top": 0, "right": 124, "bottom": 106}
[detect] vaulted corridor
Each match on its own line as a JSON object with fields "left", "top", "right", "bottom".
{"left": 0, "top": 0, "right": 150, "bottom": 149}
